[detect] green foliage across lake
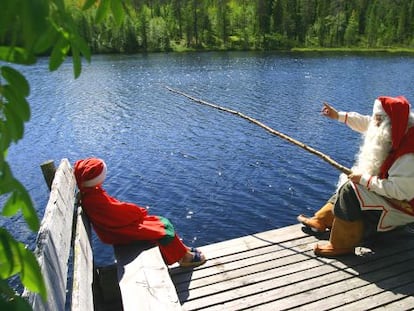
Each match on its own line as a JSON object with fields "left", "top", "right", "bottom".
{"left": 68, "top": 0, "right": 414, "bottom": 53}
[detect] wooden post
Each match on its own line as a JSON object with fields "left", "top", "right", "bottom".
{"left": 41, "top": 160, "right": 56, "bottom": 191}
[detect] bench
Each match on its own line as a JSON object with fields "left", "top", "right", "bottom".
{"left": 23, "top": 158, "right": 182, "bottom": 311}
{"left": 114, "top": 243, "right": 182, "bottom": 311}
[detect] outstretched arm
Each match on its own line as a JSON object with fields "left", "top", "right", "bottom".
{"left": 322, "top": 102, "right": 371, "bottom": 133}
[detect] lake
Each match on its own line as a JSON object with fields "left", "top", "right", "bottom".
{"left": 6, "top": 51, "right": 414, "bottom": 266}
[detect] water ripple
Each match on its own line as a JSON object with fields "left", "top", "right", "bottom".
{"left": 6, "top": 52, "right": 414, "bottom": 265}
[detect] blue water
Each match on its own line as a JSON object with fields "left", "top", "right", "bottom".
{"left": 5, "top": 51, "right": 414, "bottom": 265}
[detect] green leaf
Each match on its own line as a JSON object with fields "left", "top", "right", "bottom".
{"left": 71, "top": 46, "right": 81, "bottom": 79}
{"left": 0, "top": 162, "right": 16, "bottom": 195}
{"left": 49, "top": 36, "right": 70, "bottom": 72}
{"left": 0, "top": 229, "right": 46, "bottom": 301}
{"left": 111, "top": 0, "right": 125, "bottom": 25}
{"left": 0, "top": 279, "right": 16, "bottom": 298}
{"left": 82, "top": 0, "right": 97, "bottom": 11}
{"left": 2, "top": 189, "right": 22, "bottom": 217}
{"left": 21, "top": 0, "right": 49, "bottom": 50}
{"left": 3, "top": 182, "right": 39, "bottom": 231}
{"left": 17, "top": 183, "right": 39, "bottom": 231}
{"left": 0, "top": 296, "right": 33, "bottom": 311}
{"left": 33, "top": 24, "right": 58, "bottom": 54}
{"left": 0, "top": 122, "right": 12, "bottom": 152}
{"left": 0, "top": 162, "right": 39, "bottom": 231}
{"left": 1, "top": 67, "right": 30, "bottom": 97}
{"left": 18, "top": 243, "right": 47, "bottom": 300}
{"left": 51, "top": 0, "right": 66, "bottom": 12}
{"left": 0, "top": 0, "right": 19, "bottom": 41}
{"left": 0, "top": 47, "right": 36, "bottom": 65}
{"left": 3, "top": 105, "right": 24, "bottom": 142}
{"left": 71, "top": 35, "right": 91, "bottom": 63}
{"left": 2, "top": 85, "right": 31, "bottom": 122}
{"left": 0, "top": 229, "right": 20, "bottom": 278}
{"left": 96, "top": 0, "right": 111, "bottom": 23}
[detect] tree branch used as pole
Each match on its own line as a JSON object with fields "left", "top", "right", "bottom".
{"left": 166, "top": 86, "right": 352, "bottom": 175}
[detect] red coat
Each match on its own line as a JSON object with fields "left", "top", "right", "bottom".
{"left": 80, "top": 186, "right": 168, "bottom": 245}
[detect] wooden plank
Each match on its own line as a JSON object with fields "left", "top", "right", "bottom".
{"left": 190, "top": 224, "right": 312, "bottom": 258}
{"left": 298, "top": 253, "right": 414, "bottom": 310}
{"left": 332, "top": 276, "right": 414, "bottom": 311}
{"left": 179, "top": 256, "right": 347, "bottom": 310}
{"left": 171, "top": 224, "right": 414, "bottom": 311}
{"left": 170, "top": 225, "right": 323, "bottom": 283}
{"left": 252, "top": 258, "right": 414, "bottom": 310}
{"left": 172, "top": 234, "right": 318, "bottom": 282}
{"left": 172, "top": 229, "right": 326, "bottom": 310}
{"left": 372, "top": 295, "right": 414, "bottom": 310}
{"left": 115, "top": 243, "right": 182, "bottom": 311}
{"left": 174, "top": 248, "right": 321, "bottom": 294}
{"left": 173, "top": 236, "right": 321, "bottom": 294}
{"left": 71, "top": 208, "right": 94, "bottom": 311}
{"left": 23, "top": 159, "right": 77, "bottom": 311}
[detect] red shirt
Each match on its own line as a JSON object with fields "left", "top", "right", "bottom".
{"left": 80, "top": 186, "right": 149, "bottom": 244}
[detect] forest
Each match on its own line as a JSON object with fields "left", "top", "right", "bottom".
{"left": 67, "top": 0, "right": 414, "bottom": 53}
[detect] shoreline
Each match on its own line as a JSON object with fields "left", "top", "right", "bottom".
{"left": 92, "top": 46, "right": 414, "bottom": 56}
{"left": 291, "top": 47, "right": 414, "bottom": 54}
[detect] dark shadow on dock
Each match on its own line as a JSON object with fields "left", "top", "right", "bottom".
{"left": 92, "top": 242, "right": 158, "bottom": 311}
{"left": 113, "top": 241, "right": 156, "bottom": 279}
{"left": 336, "top": 227, "right": 414, "bottom": 297}
{"left": 249, "top": 225, "right": 414, "bottom": 299}
{"left": 169, "top": 267, "right": 194, "bottom": 303}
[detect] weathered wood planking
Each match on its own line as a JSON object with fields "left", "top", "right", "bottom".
{"left": 71, "top": 207, "right": 94, "bottom": 311}
{"left": 170, "top": 224, "right": 414, "bottom": 310}
{"left": 114, "top": 243, "right": 182, "bottom": 311}
{"left": 23, "top": 159, "right": 78, "bottom": 310}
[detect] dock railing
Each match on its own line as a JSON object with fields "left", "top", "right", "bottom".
{"left": 22, "top": 158, "right": 94, "bottom": 311}
{"left": 22, "top": 158, "right": 181, "bottom": 311}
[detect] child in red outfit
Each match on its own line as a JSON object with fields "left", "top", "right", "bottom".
{"left": 74, "top": 157, "right": 206, "bottom": 267}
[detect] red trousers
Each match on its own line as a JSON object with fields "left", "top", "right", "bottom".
{"left": 137, "top": 215, "right": 188, "bottom": 265}
{"left": 157, "top": 234, "right": 188, "bottom": 265}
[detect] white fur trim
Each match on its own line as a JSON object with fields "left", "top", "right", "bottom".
{"left": 373, "top": 99, "right": 384, "bottom": 115}
{"left": 82, "top": 162, "right": 107, "bottom": 187}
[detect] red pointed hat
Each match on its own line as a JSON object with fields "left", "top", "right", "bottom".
{"left": 377, "top": 96, "right": 410, "bottom": 150}
{"left": 74, "top": 158, "right": 107, "bottom": 188}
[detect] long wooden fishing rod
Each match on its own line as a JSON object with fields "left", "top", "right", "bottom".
{"left": 166, "top": 86, "right": 352, "bottom": 175}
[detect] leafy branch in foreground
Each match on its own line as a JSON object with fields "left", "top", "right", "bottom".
{"left": 0, "top": 0, "right": 125, "bottom": 309}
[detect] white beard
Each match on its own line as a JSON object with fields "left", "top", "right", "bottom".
{"left": 336, "top": 117, "right": 392, "bottom": 189}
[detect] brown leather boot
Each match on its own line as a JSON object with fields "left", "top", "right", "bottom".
{"left": 314, "top": 217, "right": 363, "bottom": 257}
{"left": 297, "top": 202, "right": 334, "bottom": 232}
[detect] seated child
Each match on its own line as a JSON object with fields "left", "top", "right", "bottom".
{"left": 74, "top": 157, "right": 206, "bottom": 267}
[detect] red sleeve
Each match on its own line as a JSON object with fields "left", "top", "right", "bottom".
{"left": 81, "top": 187, "right": 147, "bottom": 229}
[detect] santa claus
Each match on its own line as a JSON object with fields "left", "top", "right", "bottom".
{"left": 297, "top": 95, "right": 414, "bottom": 257}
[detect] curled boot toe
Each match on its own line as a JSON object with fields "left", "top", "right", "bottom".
{"left": 297, "top": 214, "right": 327, "bottom": 232}
{"left": 297, "top": 202, "right": 334, "bottom": 233}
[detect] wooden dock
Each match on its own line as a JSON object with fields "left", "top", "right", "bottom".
{"left": 170, "top": 224, "right": 414, "bottom": 310}
{"left": 26, "top": 158, "right": 414, "bottom": 310}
